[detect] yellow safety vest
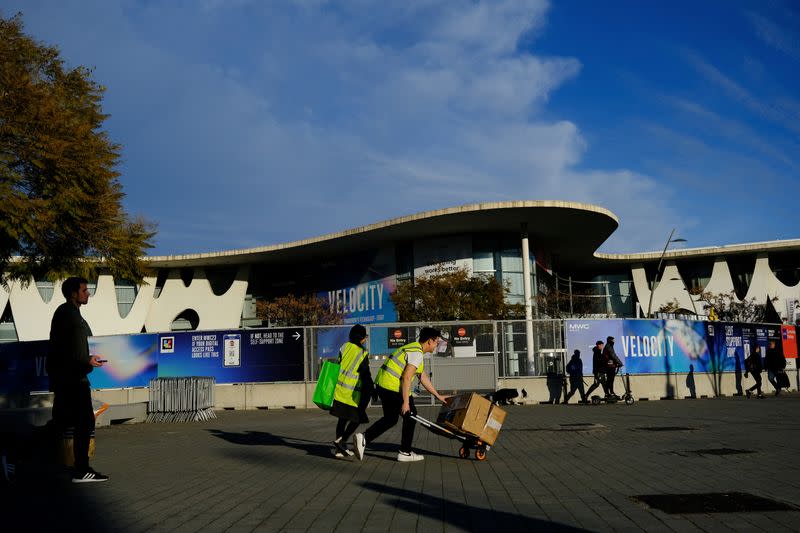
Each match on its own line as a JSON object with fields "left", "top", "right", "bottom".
{"left": 333, "top": 342, "right": 369, "bottom": 407}
{"left": 375, "top": 341, "right": 425, "bottom": 393}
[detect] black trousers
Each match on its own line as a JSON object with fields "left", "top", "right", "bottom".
{"left": 585, "top": 373, "right": 606, "bottom": 397}
{"left": 605, "top": 370, "right": 617, "bottom": 395}
{"left": 52, "top": 381, "right": 94, "bottom": 472}
{"left": 746, "top": 372, "right": 762, "bottom": 394}
{"left": 336, "top": 419, "right": 360, "bottom": 442}
{"left": 363, "top": 386, "right": 416, "bottom": 453}
{"left": 767, "top": 370, "right": 781, "bottom": 392}
{"left": 564, "top": 376, "right": 586, "bottom": 402}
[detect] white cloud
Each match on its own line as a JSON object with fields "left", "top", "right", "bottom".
{"left": 745, "top": 10, "right": 800, "bottom": 61}
{"left": 8, "top": 0, "right": 682, "bottom": 255}
{"left": 683, "top": 50, "right": 800, "bottom": 135}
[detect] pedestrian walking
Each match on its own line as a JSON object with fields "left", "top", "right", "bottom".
{"left": 764, "top": 340, "right": 787, "bottom": 396}
{"left": 353, "top": 327, "right": 449, "bottom": 463}
{"left": 585, "top": 340, "right": 606, "bottom": 398}
{"left": 602, "top": 336, "right": 623, "bottom": 399}
{"left": 744, "top": 345, "right": 764, "bottom": 398}
{"left": 330, "top": 324, "right": 373, "bottom": 458}
{"left": 563, "top": 350, "right": 588, "bottom": 404}
{"left": 47, "top": 277, "right": 108, "bottom": 483}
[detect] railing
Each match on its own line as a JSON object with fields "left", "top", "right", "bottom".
{"left": 305, "top": 319, "right": 565, "bottom": 381}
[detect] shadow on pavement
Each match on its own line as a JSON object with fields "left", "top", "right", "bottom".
{"left": 207, "top": 428, "right": 333, "bottom": 458}
{"left": 360, "top": 481, "right": 589, "bottom": 532}
{"left": 1, "top": 422, "right": 113, "bottom": 533}
{"left": 207, "top": 428, "right": 454, "bottom": 461}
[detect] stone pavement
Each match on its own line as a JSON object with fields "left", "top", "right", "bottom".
{"left": 3, "top": 394, "right": 800, "bottom": 532}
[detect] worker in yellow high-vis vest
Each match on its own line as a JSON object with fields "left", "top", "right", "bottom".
{"left": 353, "top": 327, "right": 449, "bottom": 463}
{"left": 330, "top": 324, "right": 373, "bottom": 458}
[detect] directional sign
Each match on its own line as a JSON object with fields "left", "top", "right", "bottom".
{"left": 157, "top": 327, "right": 305, "bottom": 383}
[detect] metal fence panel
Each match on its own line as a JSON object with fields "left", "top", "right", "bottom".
{"left": 496, "top": 319, "right": 565, "bottom": 377}
{"left": 305, "top": 319, "right": 567, "bottom": 384}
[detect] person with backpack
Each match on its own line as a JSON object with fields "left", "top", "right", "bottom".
{"left": 744, "top": 345, "right": 764, "bottom": 399}
{"left": 563, "top": 350, "right": 588, "bottom": 404}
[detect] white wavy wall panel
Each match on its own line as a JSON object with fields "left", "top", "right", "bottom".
{"left": 632, "top": 255, "right": 800, "bottom": 318}
{"left": 8, "top": 276, "right": 157, "bottom": 341}
{"left": 81, "top": 274, "right": 157, "bottom": 336}
{"left": 143, "top": 266, "right": 249, "bottom": 333}
{"left": 8, "top": 279, "right": 66, "bottom": 341}
{"left": 0, "top": 283, "right": 9, "bottom": 318}
{"left": 702, "top": 259, "right": 737, "bottom": 296}
{"left": 744, "top": 255, "right": 792, "bottom": 302}
{"left": 632, "top": 263, "right": 698, "bottom": 315}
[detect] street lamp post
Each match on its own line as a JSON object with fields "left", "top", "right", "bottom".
{"left": 645, "top": 228, "right": 687, "bottom": 318}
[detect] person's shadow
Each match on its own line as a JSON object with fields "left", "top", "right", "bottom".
{"left": 545, "top": 374, "right": 564, "bottom": 404}
{"left": 734, "top": 355, "right": 744, "bottom": 396}
{"left": 207, "top": 428, "right": 452, "bottom": 461}
{"left": 208, "top": 429, "right": 333, "bottom": 458}
{"left": 685, "top": 364, "right": 697, "bottom": 399}
{"left": 359, "top": 481, "right": 589, "bottom": 531}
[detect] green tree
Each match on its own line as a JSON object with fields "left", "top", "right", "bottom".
{"left": 0, "top": 13, "right": 154, "bottom": 285}
{"left": 256, "top": 293, "right": 344, "bottom": 326}
{"left": 390, "top": 268, "right": 523, "bottom": 322}
{"left": 656, "top": 298, "right": 695, "bottom": 316}
{"left": 695, "top": 291, "right": 777, "bottom": 323}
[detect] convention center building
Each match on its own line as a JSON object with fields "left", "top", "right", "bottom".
{"left": 2, "top": 200, "right": 799, "bottom": 343}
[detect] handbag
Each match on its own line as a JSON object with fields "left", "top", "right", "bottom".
{"left": 313, "top": 360, "right": 340, "bottom": 410}
{"left": 776, "top": 371, "right": 790, "bottom": 389}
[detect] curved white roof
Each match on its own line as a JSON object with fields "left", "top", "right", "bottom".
{"left": 146, "top": 201, "right": 620, "bottom": 268}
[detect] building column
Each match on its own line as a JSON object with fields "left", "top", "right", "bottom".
{"left": 521, "top": 224, "right": 535, "bottom": 370}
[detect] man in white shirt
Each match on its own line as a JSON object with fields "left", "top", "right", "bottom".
{"left": 353, "top": 327, "right": 449, "bottom": 462}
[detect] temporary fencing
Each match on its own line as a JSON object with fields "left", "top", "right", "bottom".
{"left": 146, "top": 377, "right": 216, "bottom": 423}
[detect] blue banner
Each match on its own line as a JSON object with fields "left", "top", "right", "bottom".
{"left": 565, "top": 318, "right": 748, "bottom": 375}
{"left": 156, "top": 328, "right": 304, "bottom": 383}
{"left": 0, "top": 327, "right": 306, "bottom": 394}
{"left": 564, "top": 319, "right": 624, "bottom": 372}
{"left": 0, "top": 339, "right": 49, "bottom": 393}
{"left": 89, "top": 334, "right": 159, "bottom": 388}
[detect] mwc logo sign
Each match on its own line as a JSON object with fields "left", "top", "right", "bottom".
{"left": 568, "top": 323, "right": 590, "bottom": 331}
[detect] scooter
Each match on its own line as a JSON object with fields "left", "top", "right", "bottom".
{"left": 590, "top": 371, "right": 635, "bottom": 405}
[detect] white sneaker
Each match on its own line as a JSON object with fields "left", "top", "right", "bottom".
{"left": 397, "top": 451, "right": 424, "bottom": 462}
{"left": 333, "top": 439, "right": 354, "bottom": 458}
{"left": 353, "top": 433, "right": 366, "bottom": 461}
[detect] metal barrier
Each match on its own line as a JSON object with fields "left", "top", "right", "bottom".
{"left": 146, "top": 377, "right": 217, "bottom": 423}
{"left": 305, "top": 319, "right": 565, "bottom": 389}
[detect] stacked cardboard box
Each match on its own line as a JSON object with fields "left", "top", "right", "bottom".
{"left": 436, "top": 392, "right": 507, "bottom": 445}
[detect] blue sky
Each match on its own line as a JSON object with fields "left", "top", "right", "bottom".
{"left": 4, "top": 0, "right": 799, "bottom": 256}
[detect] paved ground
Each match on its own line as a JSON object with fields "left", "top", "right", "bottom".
{"left": 3, "top": 394, "right": 800, "bottom": 532}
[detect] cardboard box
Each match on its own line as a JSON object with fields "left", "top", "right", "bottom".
{"left": 436, "top": 393, "right": 506, "bottom": 445}
{"left": 478, "top": 405, "right": 507, "bottom": 445}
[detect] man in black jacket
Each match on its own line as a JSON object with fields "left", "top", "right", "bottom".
{"left": 585, "top": 340, "right": 606, "bottom": 398}
{"left": 602, "top": 336, "right": 623, "bottom": 398}
{"left": 48, "top": 277, "right": 108, "bottom": 482}
{"left": 764, "top": 340, "right": 786, "bottom": 396}
{"left": 563, "top": 350, "right": 588, "bottom": 404}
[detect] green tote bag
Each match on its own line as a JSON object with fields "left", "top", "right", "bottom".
{"left": 313, "top": 360, "right": 340, "bottom": 410}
